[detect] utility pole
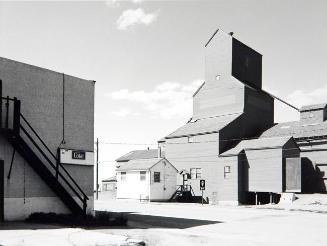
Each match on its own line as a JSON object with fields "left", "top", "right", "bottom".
{"left": 96, "top": 138, "right": 99, "bottom": 200}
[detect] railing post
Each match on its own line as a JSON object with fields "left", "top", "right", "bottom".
{"left": 83, "top": 195, "right": 87, "bottom": 215}
{"left": 56, "top": 148, "right": 60, "bottom": 179}
{"left": 0, "top": 79, "right": 2, "bottom": 128}
{"left": 5, "top": 96, "right": 9, "bottom": 129}
{"left": 13, "top": 97, "right": 20, "bottom": 134}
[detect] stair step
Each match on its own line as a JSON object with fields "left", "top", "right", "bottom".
{"left": 8, "top": 134, "right": 85, "bottom": 215}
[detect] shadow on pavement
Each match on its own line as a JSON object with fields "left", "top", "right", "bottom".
{"left": 0, "top": 222, "right": 68, "bottom": 230}
{"left": 0, "top": 212, "right": 222, "bottom": 230}
{"left": 113, "top": 212, "right": 222, "bottom": 229}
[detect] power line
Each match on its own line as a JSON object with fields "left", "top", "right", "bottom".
{"left": 94, "top": 123, "right": 327, "bottom": 147}
{"left": 96, "top": 141, "right": 157, "bottom": 146}
{"left": 99, "top": 144, "right": 325, "bottom": 164}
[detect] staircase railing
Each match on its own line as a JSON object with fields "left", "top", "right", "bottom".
{"left": 1, "top": 96, "right": 88, "bottom": 214}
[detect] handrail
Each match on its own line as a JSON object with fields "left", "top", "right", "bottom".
{"left": 1, "top": 96, "right": 15, "bottom": 101}
{"left": 20, "top": 122, "right": 89, "bottom": 200}
{"left": 20, "top": 113, "right": 57, "bottom": 160}
{"left": 1, "top": 96, "right": 89, "bottom": 210}
{"left": 20, "top": 125, "right": 86, "bottom": 202}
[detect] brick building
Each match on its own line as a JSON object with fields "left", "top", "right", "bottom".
{"left": 0, "top": 57, "right": 94, "bottom": 220}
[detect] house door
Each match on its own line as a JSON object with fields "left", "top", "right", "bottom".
{"left": 0, "top": 160, "right": 4, "bottom": 221}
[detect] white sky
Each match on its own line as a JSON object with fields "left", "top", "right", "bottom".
{"left": 1, "top": 0, "right": 327, "bottom": 182}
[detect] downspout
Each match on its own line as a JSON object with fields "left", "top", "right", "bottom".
{"left": 148, "top": 170, "right": 151, "bottom": 202}
{"left": 61, "top": 73, "right": 66, "bottom": 145}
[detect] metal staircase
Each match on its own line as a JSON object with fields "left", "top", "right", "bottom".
{"left": 0, "top": 95, "right": 88, "bottom": 216}
{"left": 169, "top": 185, "right": 204, "bottom": 203}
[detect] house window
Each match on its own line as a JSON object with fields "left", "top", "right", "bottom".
{"left": 154, "top": 172, "right": 160, "bottom": 183}
{"left": 224, "top": 166, "right": 231, "bottom": 179}
{"left": 188, "top": 136, "right": 194, "bottom": 143}
{"left": 140, "top": 171, "right": 146, "bottom": 181}
{"left": 190, "top": 168, "right": 202, "bottom": 179}
{"left": 121, "top": 172, "right": 126, "bottom": 181}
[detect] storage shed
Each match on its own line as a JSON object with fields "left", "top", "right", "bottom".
{"left": 116, "top": 158, "right": 177, "bottom": 201}
{"left": 101, "top": 176, "right": 117, "bottom": 200}
{"left": 221, "top": 136, "right": 301, "bottom": 203}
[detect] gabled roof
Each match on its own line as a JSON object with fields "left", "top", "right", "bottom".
{"left": 300, "top": 103, "right": 327, "bottom": 112}
{"left": 116, "top": 158, "right": 177, "bottom": 172}
{"left": 102, "top": 176, "right": 117, "bottom": 182}
{"left": 192, "top": 81, "right": 205, "bottom": 97}
{"left": 220, "top": 136, "right": 294, "bottom": 156}
{"left": 115, "top": 149, "right": 158, "bottom": 162}
{"left": 166, "top": 113, "right": 242, "bottom": 139}
{"left": 261, "top": 120, "right": 327, "bottom": 139}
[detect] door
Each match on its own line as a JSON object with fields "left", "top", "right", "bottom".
{"left": 285, "top": 157, "right": 301, "bottom": 192}
{"left": 0, "top": 160, "right": 4, "bottom": 221}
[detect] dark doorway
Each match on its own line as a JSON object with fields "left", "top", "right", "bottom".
{"left": 0, "top": 160, "right": 4, "bottom": 221}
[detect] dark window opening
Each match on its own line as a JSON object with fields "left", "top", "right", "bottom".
{"left": 154, "top": 172, "right": 160, "bottom": 183}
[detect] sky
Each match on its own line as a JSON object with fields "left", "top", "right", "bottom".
{"left": 1, "top": 0, "right": 327, "bottom": 182}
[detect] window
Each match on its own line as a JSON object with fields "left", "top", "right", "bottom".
{"left": 224, "top": 166, "right": 231, "bottom": 179}
{"left": 140, "top": 171, "right": 146, "bottom": 181}
{"left": 190, "top": 168, "right": 202, "bottom": 179}
{"left": 188, "top": 136, "right": 194, "bottom": 143}
{"left": 121, "top": 172, "right": 126, "bottom": 181}
{"left": 154, "top": 172, "right": 160, "bottom": 183}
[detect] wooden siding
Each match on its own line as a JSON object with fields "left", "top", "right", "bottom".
{"left": 150, "top": 159, "right": 177, "bottom": 201}
{"left": 232, "top": 38, "right": 262, "bottom": 90}
{"left": 165, "top": 133, "right": 240, "bottom": 203}
{"left": 299, "top": 143, "right": 327, "bottom": 192}
{"left": 193, "top": 82, "right": 244, "bottom": 119}
{"left": 246, "top": 148, "right": 283, "bottom": 193}
{"left": 300, "top": 109, "right": 326, "bottom": 123}
{"left": 194, "top": 30, "right": 245, "bottom": 119}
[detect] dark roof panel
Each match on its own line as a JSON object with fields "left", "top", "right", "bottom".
{"left": 116, "top": 158, "right": 177, "bottom": 172}
{"left": 221, "top": 136, "right": 294, "bottom": 156}
{"left": 102, "top": 176, "right": 117, "bottom": 182}
{"left": 300, "top": 103, "right": 327, "bottom": 112}
{"left": 261, "top": 120, "right": 327, "bottom": 139}
{"left": 166, "top": 113, "right": 242, "bottom": 139}
{"left": 116, "top": 149, "right": 158, "bottom": 162}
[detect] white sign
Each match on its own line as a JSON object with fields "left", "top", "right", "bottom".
{"left": 60, "top": 149, "right": 94, "bottom": 166}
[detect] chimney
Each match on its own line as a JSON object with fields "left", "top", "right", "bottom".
{"left": 300, "top": 104, "right": 327, "bottom": 124}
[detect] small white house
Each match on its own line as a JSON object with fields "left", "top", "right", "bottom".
{"left": 116, "top": 158, "right": 178, "bottom": 201}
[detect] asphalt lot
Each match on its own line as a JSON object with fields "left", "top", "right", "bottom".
{"left": 95, "top": 198, "right": 327, "bottom": 246}
{"left": 0, "top": 197, "right": 326, "bottom": 246}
